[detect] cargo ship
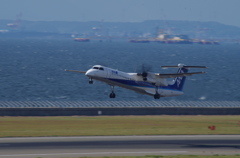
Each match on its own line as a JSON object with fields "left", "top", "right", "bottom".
{"left": 153, "top": 34, "right": 193, "bottom": 44}
{"left": 193, "top": 39, "right": 219, "bottom": 45}
{"left": 129, "top": 33, "right": 220, "bottom": 45}
{"left": 74, "top": 38, "right": 90, "bottom": 42}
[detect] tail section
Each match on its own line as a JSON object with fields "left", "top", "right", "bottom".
{"left": 162, "top": 64, "right": 207, "bottom": 91}
{"left": 169, "top": 67, "right": 188, "bottom": 91}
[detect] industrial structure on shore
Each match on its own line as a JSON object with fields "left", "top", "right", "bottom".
{"left": 129, "top": 33, "right": 220, "bottom": 45}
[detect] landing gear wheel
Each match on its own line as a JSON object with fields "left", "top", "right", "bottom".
{"left": 154, "top": 86, "right": 160, "bottom": 99}
{"left": 89, "top": 78, "right": 93, "bottom": 84}
{"left": 89, "top": 80, "right": 93, "bottom": 84}
{"left": 109, "top": 86, "right": 116, "bottom": 98}
{"left": 154, "top": 93, "right": 160, "bottom": 99}
{"left": 109, "top": 92, "right": 116, "bottom": 98}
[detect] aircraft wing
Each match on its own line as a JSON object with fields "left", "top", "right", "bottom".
{"left": 65, "top": 69, "right": 86, "bottom": 73}
{"left": 155, "top": 71, "right": 206, "bottom": 78}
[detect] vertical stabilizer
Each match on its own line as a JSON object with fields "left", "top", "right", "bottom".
{"left": 169, "top": 67, "right": 188, "bottom": 91}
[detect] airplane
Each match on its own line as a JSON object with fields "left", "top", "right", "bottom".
{"left": 65, "top": 64, "right": 207, "bottom": 99}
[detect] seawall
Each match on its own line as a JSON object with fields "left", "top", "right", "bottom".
{"left": 0, "top": 107, "right": 240, "bottom": 116}
{"left": 0, "top": 101, "right": 239, "bottom": 116}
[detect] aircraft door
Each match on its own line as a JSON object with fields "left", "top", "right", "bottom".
{"left": 106, "top": 68, "right": 110, "bottom": 78}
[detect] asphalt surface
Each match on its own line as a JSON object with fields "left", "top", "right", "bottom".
{"left": 0, "top": 135, "right": 240, "bottom": 158}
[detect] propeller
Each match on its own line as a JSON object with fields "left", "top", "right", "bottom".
{"left": 136, "top": 64, "right": 152, "bottom": 81}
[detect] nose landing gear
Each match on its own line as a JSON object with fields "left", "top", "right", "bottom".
{"left": 89, "top": 78, "right": 93, "bottom": 84}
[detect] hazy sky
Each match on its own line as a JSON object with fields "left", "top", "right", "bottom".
{"left": 1, "top": 0, "right": 240, "bottom": 27}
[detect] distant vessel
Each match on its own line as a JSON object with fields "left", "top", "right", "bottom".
{"left": 74, "top": 38, "right": 90, "bottom": 42}
{"left": 193, "top": 39, "right": 219, "bottom": 45}
{"left": 153, "top": 34, "right": 193, "bottom": 44}
{"left": 129, "top": 34, "right": 193, "bottom": 44}
{"left": 128, "top": 39, "right": 150, "bottom": 43}
{"left": 129, "top": 33, "right": 220, "bottom": 45}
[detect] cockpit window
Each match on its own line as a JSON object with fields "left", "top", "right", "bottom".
{"left": 92, "top": 66, "right": 104, "bottom": 71}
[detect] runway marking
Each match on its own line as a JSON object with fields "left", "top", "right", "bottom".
{"left": 0, "top": 151, "right": 187, "bottom": 157}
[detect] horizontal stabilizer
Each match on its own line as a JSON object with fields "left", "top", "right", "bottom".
{"left": 65, "top": 69, "right": 86, "bottom": 73}
{"left": 161, "top": 65, "right": 208, "bottom": 69}
{"left": 156, "top": 71, "right": 206, "bottom": 78}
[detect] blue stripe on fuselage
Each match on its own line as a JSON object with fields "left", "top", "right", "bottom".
{"left": 107, "top": 78, "right": 182, "bottom": 92}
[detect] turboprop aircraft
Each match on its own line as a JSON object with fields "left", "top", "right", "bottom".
{"left": 65, "top": 64, "right": 207, "bottom": 99}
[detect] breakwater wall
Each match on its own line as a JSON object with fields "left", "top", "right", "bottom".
{"left": 0, "top": 101, "right": 240, "bottom": 116}
{"left": 0, "top": 107, "right": 240, "bottom": 116}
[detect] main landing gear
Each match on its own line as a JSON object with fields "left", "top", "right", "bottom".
{"left": 154, "top": 93, "right": 160, "bottom": 99}
{"left": 154, "top": 86, "right": 160, "bottom": 99}
{"left": 88, "top": 78, "right": 116, "bottom": 98}
{"left": 109, "top": 85, "right": 116, "bottom": 98}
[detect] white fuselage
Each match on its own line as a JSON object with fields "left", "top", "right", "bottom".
{"left": 85, "top": 65, "right": 183, "bottom": 97}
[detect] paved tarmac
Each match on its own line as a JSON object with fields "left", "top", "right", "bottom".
{"left": 0, "top": 135, "right": 240, "bottom": 158}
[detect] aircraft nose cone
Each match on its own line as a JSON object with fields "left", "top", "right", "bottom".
{"left": 85, "top": 70, "right": 95, "bottom": 77}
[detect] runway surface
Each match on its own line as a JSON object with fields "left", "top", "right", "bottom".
{"left": 0, "top": 135, "right": 240, "bottom": 158}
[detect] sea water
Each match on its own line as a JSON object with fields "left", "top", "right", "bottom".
{"left": 0, "top": 39, "right": 239, "bottom": 101}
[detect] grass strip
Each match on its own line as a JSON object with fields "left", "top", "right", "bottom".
{"left": 0, "top": 115, "right": 240, "bottom": 137}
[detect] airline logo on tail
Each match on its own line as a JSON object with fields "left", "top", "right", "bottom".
{"left": 171, "top": 67, "right": 188, "bottom": 91}
{"left": 176, "top": 72, "right": 184, "bottom": 88}
{"left": 168, "top": 65, "right": 206, "bottom": 91}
